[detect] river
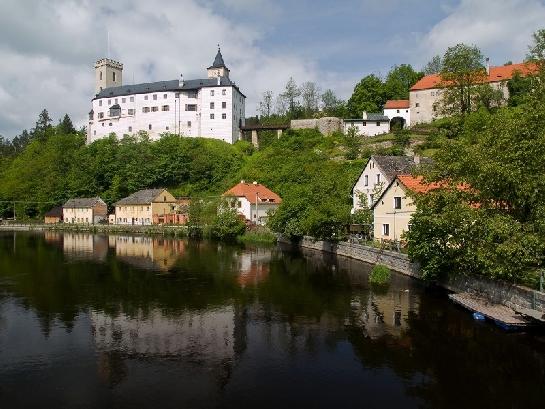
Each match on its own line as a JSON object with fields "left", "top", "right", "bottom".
{"left": 0, "top": 231, "right": 544, "bottom": 408}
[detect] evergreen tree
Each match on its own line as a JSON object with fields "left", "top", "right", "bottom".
{"left": 31, "top": 109, "right": 53, "bottom": 141}
{"left": 58, "top": 114, "right": 76, "bottom": 135}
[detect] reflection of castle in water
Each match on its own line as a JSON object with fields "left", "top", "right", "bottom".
{"left": 109, "top": 235, "right": 184, "bottom": 271}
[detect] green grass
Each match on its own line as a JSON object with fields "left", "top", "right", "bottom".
{"left": 369, "top": 264, "right": 392, "bottom": 285}
{"left": 238, "top": 228, "right": 277, "bottom": 244}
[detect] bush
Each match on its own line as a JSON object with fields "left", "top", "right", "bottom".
{"left": 211, "top": 206, "right": 246, "bottom": 241}
{"left": 369, "top": 264, "right": 391, "bottom": 285}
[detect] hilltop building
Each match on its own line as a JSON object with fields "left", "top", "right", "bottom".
{"left": 409, "top": 62, "right": 537, "bottom": 125}
{"left": 383, "top": 100, "right": 410, "bottom": 127}
{"left": 343, "top": 112, "right": 390, "bottom": 136}
{"left": 87, "top": 48, "right": 246, "bottom": 144}
{"left": 223, "top": 181, "right": 282, "bottom": 225}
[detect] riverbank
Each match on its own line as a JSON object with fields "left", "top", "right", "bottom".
{"left": 278, "top": 235, "right": 545, "bottom": 318}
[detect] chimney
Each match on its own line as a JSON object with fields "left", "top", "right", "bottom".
{"left": 414, "top": 154, "right": 421, "bottom": 165}
{"left": 362, "top": 111, "right": 368, "bottom": 120}
{"left": 240, "top": 180, "right": 246, "bottom": 184}
{"left": 179, "top": 74, "right": 184, "bottom": 87}
{"left": 485, "top": 57, "right": 490, "bottom": 75}
{"left": 252, "top": 181, "right": 258, "bottom": 185}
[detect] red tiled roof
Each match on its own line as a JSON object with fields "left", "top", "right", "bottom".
{"left": 397, "top": 175, "right": 471, "bottom": 194}
{"left": 224, "top": 182, "right": 282, "bottom": 204}
{"left": 410, "top": 62, "right": 538, "bottom": 91}
{"left": 384, "top": 99, "right": 410, "bottom": 109}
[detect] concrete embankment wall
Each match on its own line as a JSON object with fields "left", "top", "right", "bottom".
{"left": 0, "top": 223, "right": 188, "bottom": 235}
{"left": 279, "top": 236, "right": 545, "bottom": 315}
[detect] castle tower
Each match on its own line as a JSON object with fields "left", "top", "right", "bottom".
{"left": 94, "top": 58, "right": 123, "bottom": 94}
{"left": 207, "top": 47, "right": 230, "bottom": 79}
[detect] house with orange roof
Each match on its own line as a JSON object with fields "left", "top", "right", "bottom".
{"left": 383, "top": 100, "right": 410, "bottom": 127}
{"left": 223, "top": 181, "right": 282, "bottom": 225}
{"left": 409, "top": 61, "right": 537, "bottom": 125}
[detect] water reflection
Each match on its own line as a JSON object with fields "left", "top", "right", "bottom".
{"left": 0, "top": 231, "right": 544, "bottom": 409}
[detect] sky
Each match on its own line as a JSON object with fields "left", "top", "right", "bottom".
{"left": 1, "top": 0, "right": 544, "bottom": 138}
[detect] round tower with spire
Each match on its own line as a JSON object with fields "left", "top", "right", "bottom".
{"left": 207, "top": 46, "right": 230, "bottom": 79}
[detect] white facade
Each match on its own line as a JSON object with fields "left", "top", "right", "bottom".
{"left": 343, "top": 113, "right": 390, "bottom": 137}
{"left": 235, "top": 197, "right": 279, "bottom": 226}
{"left": 87, "top": 50, "right": 245, "bottom": 144}
{"left": 383, "top": 107, "right": 410, "bottom": 127}
{"left": 352, "top": 158, "right": 390, "bottom": 210}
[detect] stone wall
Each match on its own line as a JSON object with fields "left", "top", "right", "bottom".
{"left": 290, "top": 117, "right": 342, "bottom": 135}
{"left": 279, "top": 235, "right": 545, "bottom": 315}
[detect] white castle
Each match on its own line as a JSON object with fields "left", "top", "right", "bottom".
{"left": 87, "top": 48, "right": 246, "bottom": 144}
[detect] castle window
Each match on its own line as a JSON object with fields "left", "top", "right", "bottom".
{"left": 98, "top": 112, "right": 104, "bottom": 119}
{"left": 376, "top": 121, "right": 380, "bottom": 126}
{"left": 210, "top": 90, "right": 215, "bottom": 96}
{"left": 142, "top": 107, "right": 150, "bottom": 113}
{"left": 166, "top": 126, "right": 169, "bottom": 130}
{"left": 109, "top": 122, "right": 112, "bottom": 126}
{"left": 122, "top": 98, "right": 126, "bottom": 103}
{"left": 162, "top": 105, "right": 170, "bottom": 111}
{"left": 222, "top": 89, "right": 226, "bottom": 95}
{"left": 362, "top": 121, "right": 367, "bottom": 126}
{"left": 148, "top": 124, "right": 152, "bottom": 130}
{"left": 128, "top": 126, "right": 132, "bottom": 132}
{"left": 99, "top": 100, "right": 102, "bottom": 107}
{"left": 210, "top": 113, "right": 215, "bottom": 119}
{"left": 185, "top": 104, "right": 197, "bottom": 111}
{"left": 89, "top": 111, "right": 94, "bottom": 120}
{"left": 151, "top": 106, "right": 158, "bottom": 112}
{"left": 108, "top": 99, "right": 112, "bottom": 105}
{"left": 210, "top": 102, "right": 215, "bottom": 109}
{"left": 128, "top": 109, "right": 135, "bottom": 115}
{"left": 153, "top": 94, "right": 157, "bottom": 100}
{"left": 102, "top": 123, "right": 104, "bottom": 127}
{"left": 100, "top": 71, "right": 103, "bottom": 80}
{"left": 163, "top": 94, "right": 168, "bottom": 99}
{"left": 113, "top": 72, "right": 116, "bottom": 82}
{"left": 222, "top": 113, "right": 226, "bottom": 119}
{"left": 187, "top": 121, "right": 192, "bottom": 127}
{"left": 130, "top": 96, "right": 134, "bottom": 102}
{"left": 114, "top": 98, "right": 118, "bottom": 104}
{"left": 144, "top": 95, "right": 148, "bottom": 100}
{"left": 94, "top": 130, "right": 96, "bottom": 135}
{"left": 222, "top": 102, "right": 226, "bottom": 109}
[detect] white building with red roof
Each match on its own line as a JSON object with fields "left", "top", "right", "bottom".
{"left": 409, "top": 62, "right": 537, "bottom": 125}
{"left": 223, "top": 181, "right": 282, "bottom": 225}
{"left": 383, "top": 100, "right": 410, "bottom": 127}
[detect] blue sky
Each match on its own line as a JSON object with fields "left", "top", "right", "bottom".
{"left": 0, "top": 0, "right": 544, "bottom": 137}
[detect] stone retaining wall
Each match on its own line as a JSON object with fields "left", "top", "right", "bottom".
{"left": 290, "top": 117, "right": 342, "bottom": 135}
{"left": 280, "top": 235, "right": 545, "bottom": 315}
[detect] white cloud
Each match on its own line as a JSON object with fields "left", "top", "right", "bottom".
{"left": 0, "top": 0, "right": 318, "bottom": 137}
{"left": 421, "top": 0, "right": 545, "bottom": 64}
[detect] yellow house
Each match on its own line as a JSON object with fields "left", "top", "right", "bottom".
{"left": 371, "top": 175, "right": 430, "bottom": 242}
{"left": 114, "top": 189, "right": 176, "bottom": 225}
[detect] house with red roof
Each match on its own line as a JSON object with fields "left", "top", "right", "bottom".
{"left": 383, "top": 100, "right": 410, "bottom": 127}
{"left": 409, "top": 62, "right": 537, "bottom": 125}
{"left": 223, "top": 181, "right": 282, "bottom": 225}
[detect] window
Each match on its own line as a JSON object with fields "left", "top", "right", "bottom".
{"left": 362, "top": 121, "right": 367, "bottom": 126}
{"left": 187, "top": 121, "right": 192, "bottom": 127}
{"left": 364, "top": 175, "right": 368, "bottom": 186}
{"left": 128, "top": 109, "right": 135, "bottom": 115}
{"left": 222, "top": 89, "right": 226, "bottom": 95}
{"left": 210, "top": 102, "right": 215, "bottom": 109}
{"left": 394, "top": 196, "right": 401, "bottom": 209}
{"left": 113, "top": 72, "right": 116, "bottom": 82}
{"left": 128, "top": 126, "right": 132, "bottom": 132}
{"left": 89, "top": 111, "right": 94, "bottom": 120}
{"left": 397, "top": 109, "right": 400, "bottom": 113}
{"left": 108, "top": 99, "right": 112, "bottom": 105}
{"left": 187, "top": 91, "right": 197, "bottom": 98}
{"left": 100, "top": 71, "right": 103, "bottom": 80}
{"left": 376, "top": 174, "right": 381, "bottom": 183}
{"left": 144, "top": 95, "right": 149, "bottom": 100}
{"left": 185, "top": 104, "right": 197, "bottom": 111}
{"left": 415, "top": 103, "right": 420, "bottom": 107}
{"left": 148, "top": 124, "right": 152, "bottom": 130}
{"left": 163, "top": 94, "right": 168, "bottom": 99}
{"left": 222, "top": 101, "right": 226, "bottom": 109}
{"left": 93, "top": 130, "right": 96, "bottom": 135}
{"left": 222, "top": 113, "right": 227, "bottom": 119}
{"left": 175, "top": 93, "right": 180, "bottom": 98}
{"left": 210, "top": 113, "right": 215, "bottom": 119}
{"left": 99, "top": 100, "right": 102, "bottom": 107}
{"left": 122, "top": 98, "right": 126, "bottom": 103}
{"left": 376, "top": 121, "right": 380, "bottom": 126}
{"left": 102, "top": 123, "right": 104, "bottom": 127}
{"left": 151, "top": 106, "right": 158, "bottom": 112}
{"left": 210, "top": 90, "right": 215, "bottom": 96}
{"left": 162, "top": 105, "right": 170, "bottom": 111}
{"left": 109, "top": 122, "right": 112, "bottom": 126}
{"left": 98, "top": 112, "right": 104, "bottom": 119}
{"left": 114, "top": 98, "right": 118, "bottom": 104}
{"left": 153, "top": 94, "right": 157, "bottom": 100}
{"left": 109, "top": 106, "right": 121, "bottom": 116}
{"left": 383, "top": 224, "right": 390, "bottom": 236}
{"left": 406, "top": 110, "right": 409, "bottom": 113}
{"left": 142, "top": 107, "right": 150, "bottom": 113}
{"left": 130, "top": 96, "right": 134, "bottom": 102}
{"left": 166, "top": 126, "right": 169, "bottom": 130}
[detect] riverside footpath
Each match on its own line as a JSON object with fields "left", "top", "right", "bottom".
{"left": 278, "top": 235, "right": 545, "bottom": 324}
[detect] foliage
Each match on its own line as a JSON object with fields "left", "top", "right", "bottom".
{"left": 369, "top": 264, "right": 391, "bottom": 285}
{"left": 343, "top": 125, "right": 360, "bottom": 160}
{"left": 384, "top": 64, "right": 424, "bottom": 100}
{"left": 347, "top": 74, "right": 386, "bottom": 117}
{"left": 321, "top": 89, "right": 346, "bottom": 117}
{"left": 423, "top": 55, "right": 442, "bottom": 75}
{"left": 352, "top": 192, "right": 372, "bottom": 225}
{"left": 238, "top": 226, "right": 277, "bottom": 244}
{"left": 211, "top": 201, "right": 246, "bottom": 240}
{"left": 507, "top": 71, "right": 533, "bottom": 107}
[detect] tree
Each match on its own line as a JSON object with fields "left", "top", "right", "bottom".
{"left": 473, "top": 84, "right": 504, "bottom": 110}
{"left": 321, "top": 89, "right": 345, "bottom": 117}
{"left": 32, "top": 109, "right": 53, "bottom": 141}
{"left": 436, "top": 44, "right": 487, "bottom": 116}
{"left": 258, "top": 91, "right": 274, "bottom": 118}
{"left": 280, "top": 77, "right": 301, "bottom": 117}
{"left": 347, "top": 74, "right": 385, "bottom": 117}
{"left": 58, "top": 114, "right": 76, "bottom": 134}
{"left": 423, "top": 55, "right": 442, "bottom": 75}
{"left": 384, "top": 64, "right": 423, "bottom": 100}
{"left": 527, "top": 28, "right": 545, "bottom": 63}
{"left": 507, "top": 71, "right": 533, "bottom": 107}
{"left": 300, "top": 81, "right": 321, "bottom": 116}
{"left": 211, "top": 200, "right": 246, "bottom": 240}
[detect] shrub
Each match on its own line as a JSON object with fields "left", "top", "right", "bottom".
{"left": 369, "top": 264, "right": 391, "bottom": 285}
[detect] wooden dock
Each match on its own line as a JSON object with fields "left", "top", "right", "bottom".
{"left": 449, "top": 292, "right": 535, "bottom": 329}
